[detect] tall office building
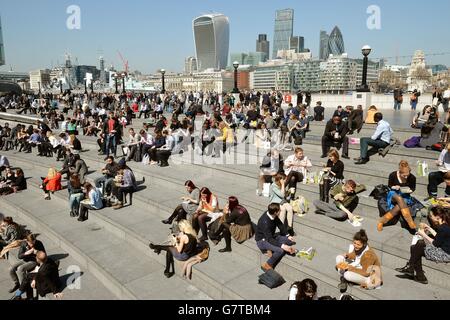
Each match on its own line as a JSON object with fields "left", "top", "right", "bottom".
{"left": 319, "top": 31, "right": 329, "bottom": 60}
{"left": 184, "top": 56, "right": 198, "bottom": 74}
{"left": 99, "top": 56, "right": 106, "bottom": 83}
{"left": 256, "top": 34, "right": 270, "bottom": 62}
{"left": 272, "top": 9, "right": 294, "bottom": 59}
{"left": 328, "top": 26, "right": 345, "bottom": 56}
{"left": 290, "top": 36, "right": 304, "bottom": 53}
{"left": 0, "top": 16, "right": 5, "bottom": 66}
{"left": 193, "top": 14, "right": 230, "bottom": 71}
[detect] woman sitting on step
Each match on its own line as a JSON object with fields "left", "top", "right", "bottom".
{"left": 214, "top": 196, "right": 254, "bottom": 253}
{"left": 149, "top": 220, "right": 198, "bottom": 278}
{"left": 336, "top": 229, "right": 382, "bottom": 292}
{"left": 269, "top": 174, "right": 295, "bottom": 236}
{"left": 191, "top": 188, "right": 219, "bottom": 242}
{"left": 378, "top": 161, "right": 423, "bottom": 233}
{"left": 396, "top": 206, "right": 450, "bottom": 285}
{"left": 162, "top": 180, "right": 200, "bottom": 225}
{"left": 41, "top": 168, "right": 62, "bottom": 200}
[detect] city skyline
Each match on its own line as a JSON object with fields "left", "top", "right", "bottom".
{"left": 0, "top": 0, "right": 450, "bottom": 73}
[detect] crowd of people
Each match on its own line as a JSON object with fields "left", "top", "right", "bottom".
{"left": 0, "top": 216, "right": 63, "bottom": 300}
{"left": 1, "top": 87, "right": 450, "bottom": 299}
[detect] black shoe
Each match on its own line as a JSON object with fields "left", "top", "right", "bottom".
{"left": 338, "top": 276, "right": 348, "bottom": 293}
{"left": 162, "top": 219, "right": 172, "bottom": 225}
{"left": 219, "top": 247, "right": 232, "bottom": 253}
{"left": 342, "top": 155, "right": 350, "bottom": 160}
{"left": 320, "top": 155, "right": 327, "bottom": 159}
{"left": 288, "top": 228, "right": 296, "bottom": 237}
{"left": 198, "top": 236, "right": 208, "bottom": 242}
{"left": 164, "top": 271, "right": 175, "bottom": 278}
{"left": 354, "top": 159, "right": 369, "bottom": 165}
{"left": 149, "top": 243, "right": 161, "bottom": 255}
{"left": 396, "top": 266, "right": 414, "bottom": 278}
{"left": 414, "top": 273, "right": 428, "bottom": 285}
{"left": 8, "top": 284, "right": 19, "bottom": 294}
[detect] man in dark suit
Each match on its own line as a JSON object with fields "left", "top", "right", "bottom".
{"left": 314, "top": 101, "right": 325, "bottom": 121}
{"left": 255, "top": 204, "right": 297, "bottom": 272}
{"left": 347, "top": 105, "right": 364, "bottom": 134}
{"left": 321, "top": 116, "right": 350, "bottom": 159}
{"left": 12, "top": 251, "right": 63, "bottom": 300}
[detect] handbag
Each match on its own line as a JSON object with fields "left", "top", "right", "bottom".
{"left": 369, "top": 185, "right": 390, "bottom": 200}
{"left": 142, "top": 154, "right": 150, "bottom": 165}
{"left": 258, "top": 269, "right": 286, "bottom": 289}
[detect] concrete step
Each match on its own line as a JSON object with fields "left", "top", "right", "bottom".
{"left": 19, "top": 166, "right": 450, "bottom": 299}
{"left": 0, "top": 190, "right": 210, "bottom": 300}
{"left": 0, "top": 216, "right": 117, "bottom": 300}
{"left": 5, "top": 148, "right": 450, "bottom": 291}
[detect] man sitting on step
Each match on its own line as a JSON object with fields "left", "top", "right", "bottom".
{"left": 313, "top": 180, "right": 365, "bottom": 227}
{"left": 355, "top": 113, "right": 393, "bottom": 165}
{"left": 321, "top": 116, "right": 350, "bottom": 159}
{"left": 255, "top": 203, "right": 297, "bottom": 272}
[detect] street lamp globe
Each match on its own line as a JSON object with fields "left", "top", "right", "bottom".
{"left": 233, "top": 61, "right": 240, "bottom": 69}
{"left": 160, "top": 69, "right": 166, "bottom": 75}
{"left": 362, "top": 45, "right": 372, "bottom": 57}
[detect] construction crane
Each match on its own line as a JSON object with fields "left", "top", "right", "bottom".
{"left": 117, "top": 51, "right": 129, "bottom": 76}
{"left": 373, "top": 51, "right": 450, "bottom": 63}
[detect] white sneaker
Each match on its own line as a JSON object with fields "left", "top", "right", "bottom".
{"left": 256, "top": 189, "right": 262, "bottom": 197}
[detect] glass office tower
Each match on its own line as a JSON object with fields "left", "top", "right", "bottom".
{"left": 272, "top": 9, "right": 294, "bottom": 59}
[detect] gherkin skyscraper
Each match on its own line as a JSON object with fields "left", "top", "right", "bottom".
{"left": 328, "top": 26, "right": 345, "bottom": 56}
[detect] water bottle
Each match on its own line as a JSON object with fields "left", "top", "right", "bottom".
{"left": 417, "top": 161, "right": 423, "bottom": 177}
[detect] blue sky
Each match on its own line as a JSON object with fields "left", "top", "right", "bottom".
{"left": 1, "top": 0, "right": 450, "bottom": 73}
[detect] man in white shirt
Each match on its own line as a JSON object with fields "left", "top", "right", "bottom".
{"left": 355, "top": 113, "right": 393, "bottom": 165}
{"left": 156, "top": 130, "right": 175, "bottom": 167}
{"left": 284, "top": 147, "right": 313, "bottom": 199}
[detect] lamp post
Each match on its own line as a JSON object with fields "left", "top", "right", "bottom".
{"left": 232, "top": 61, "right": 240, "bottom": 94}
{"left": 121, "top": 73, "right": 126, "bottom": 94}
{"left": 91, "top": 81, "right": 94, "bottom": 94}
{"left": 112, "top": 74, "right": 119, "bottom": 94}
{"left": 38, "top": 81, "right": 41, "bottom": 96}
{"left": 160, "top": 69, "right": 166, "bottom": 94}
{"left": 357, "top": 45, "right": 372, "bottom": 92}
{"left": 59, "top": 80, "right": 63, "bottom": 94}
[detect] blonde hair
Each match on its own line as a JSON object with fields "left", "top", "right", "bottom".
{"left": 178, "top": 220, "right": 197, "bottom": 238}
{"left": 47, "top": 167, "right": 57, "bottom": 179}
{"left": 399, "top": 160, "right": 411, "bottom": 174}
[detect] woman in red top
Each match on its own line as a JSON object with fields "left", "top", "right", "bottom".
{"left": 41, "top": 168, "right": 62, "bottom": 200}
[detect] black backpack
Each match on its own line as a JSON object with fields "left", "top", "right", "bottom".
{"left": 258, "top": 269, "right": 286, "bottom": 289}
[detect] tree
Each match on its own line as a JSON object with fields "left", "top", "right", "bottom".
{"left": 378, "top": 69, "right": 407, "bottom": 93}
{"left": 410, "top": 67, "right": 431, "bottom": 80}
